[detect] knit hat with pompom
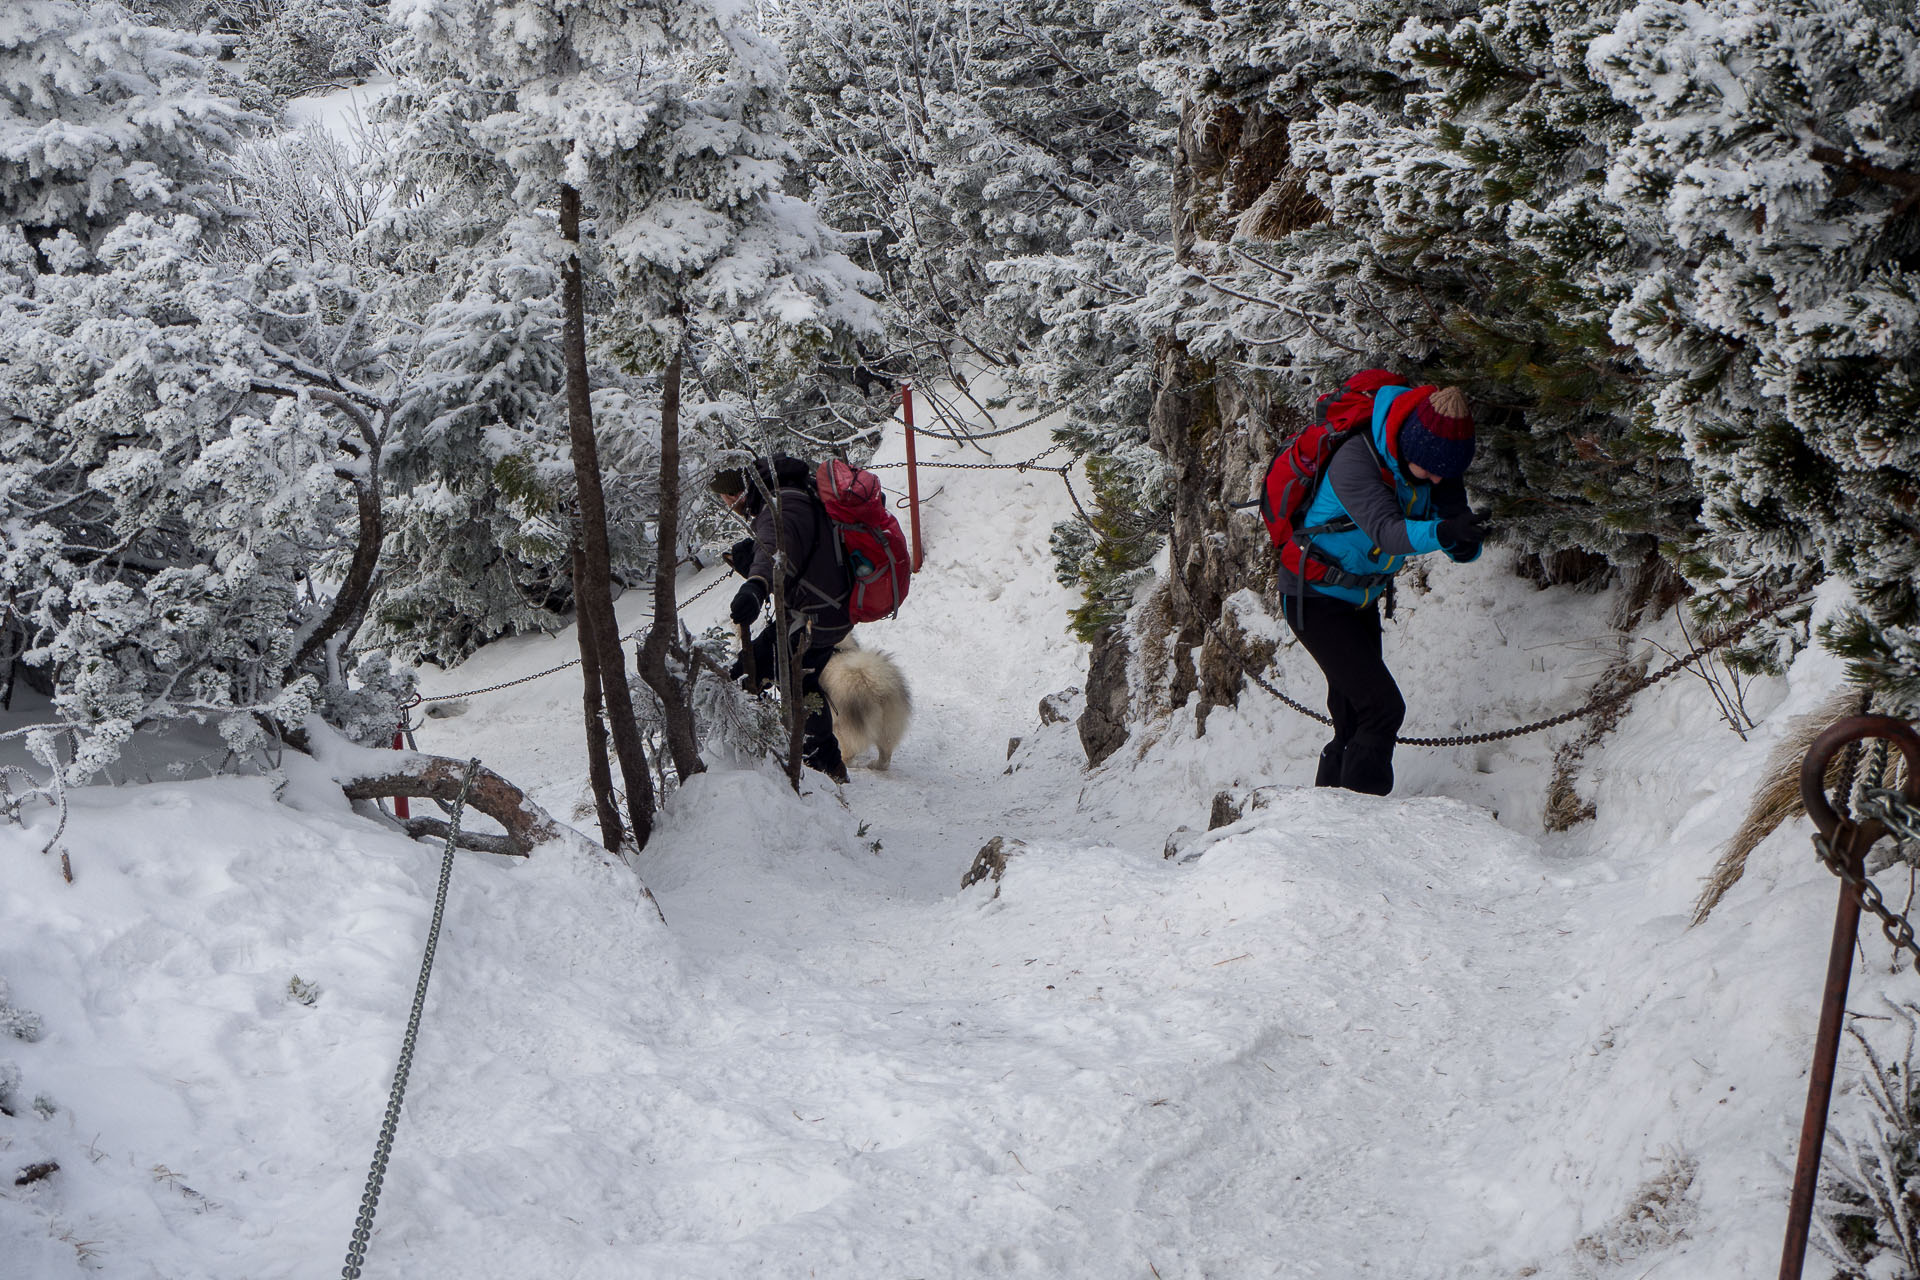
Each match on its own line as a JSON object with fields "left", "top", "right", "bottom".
{"left": 1396, "top": 386, "right": 1475, "bottom": 479}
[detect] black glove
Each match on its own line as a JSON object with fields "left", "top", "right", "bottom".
{"left": 723, "top": 536, "right": 757, "bottom": 576}
{"left": 1436, "top": 510, "right": 1492, "bottom": 552}
{"left": 730, "top": 578, "right": 768, "bottom": 626}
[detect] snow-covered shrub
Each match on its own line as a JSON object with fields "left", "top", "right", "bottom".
{"left": 0, "top": 977, "right": 44, "bottom": 1043}
{"left": 1591, "top": 0, "right": 1920, "bottom": 699}
{"left": 0, "top": 216, "right": 416, "bottom": 773}
{"left": 1573, "top": 1151, "right": 1698, "bottom": 1267}
{"left": 1819, "top": 1001, "right": 1920, "bottom": 1279}
{"left": 688, "top": 627, "right": 784, "bottom": 766}
{"left": 222, "top": 124, "right": 389, "bottom": 267}
{"left": 0, "top": 3, "right": 431, "bottom": 775}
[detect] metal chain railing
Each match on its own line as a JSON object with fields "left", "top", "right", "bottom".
{"left": 906, "top": 399, "right": 1065, "bottom": 443}
{"left": 416, "top": 572, "right": 727, "bottom": 706}
{"left": 1818, "top": 781, "right": 1920, "bottom": 969}
{"left": 1163, "top": 527, "right": 1805, "bottom": 747}
{"left": 341, "top": 757, "right": 481, "bottom": 1280}
{"left": 868, "top": 442, "right": 1091, "bottom": 522}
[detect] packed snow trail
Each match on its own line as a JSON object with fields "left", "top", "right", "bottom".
{"left": 393, "top": 393, "right": 1802, "bottom": 1277}
{"left": 0, "top": 385, "right": 1864, "bottom": 1277}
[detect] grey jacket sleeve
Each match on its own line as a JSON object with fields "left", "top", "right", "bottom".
{"left": 1326, "top": 438, "right": 1420, "bottom": 556}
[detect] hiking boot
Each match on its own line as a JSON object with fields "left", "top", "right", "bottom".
{"left": 1339, "top": 740, "right": 1394, "bottom": 796}
{"left": 1314, "top": 740, "right": 1346, "bottom": 787}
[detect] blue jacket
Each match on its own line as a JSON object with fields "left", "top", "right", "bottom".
{"left": 1287, "top": 386, "right": 1479, "bottom": 607}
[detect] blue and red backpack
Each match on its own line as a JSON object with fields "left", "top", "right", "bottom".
{"left": 1251, "top": 369, "right": 1428, "bottom": 586}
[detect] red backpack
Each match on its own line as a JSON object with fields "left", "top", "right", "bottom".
{"left": 1253, "top": 369, "right": 1417, "bottom": 584}
{"left": 815, "top": 459, "right": 913, "bottom": 622}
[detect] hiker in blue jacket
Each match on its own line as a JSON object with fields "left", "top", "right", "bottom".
{"left": 1275, "top": 384, "right": 1491, "bottom": 795}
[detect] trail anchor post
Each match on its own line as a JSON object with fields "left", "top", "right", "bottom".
{"left": 390, "top": 726, "right": 410, "bottom": 820}
{"left": 902, "top": 384, "right": 924, "bottom": 572}
{"left": 1778, "top": 715, "right": 1920, "bottom": 1279}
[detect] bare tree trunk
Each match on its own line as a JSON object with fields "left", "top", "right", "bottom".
{"left": 249, "top": 386, "right": 386, "bottom": 680}
{"left": 636, "top": 345, "right": 706, "bottom": 782}
{"left": 559, "top": 183, "right": 656, "bottom": 848}
{"left": 573, "top": 542, "right": 624, "bottom": 851}
{"left": 783, "top": 633, "right": 807, "bottom": 790}
{"left": 297, "top": 470, "right": 384, "bottom": 680}
{"left": 766, "top": 485, "right": 805, "bottom": 791}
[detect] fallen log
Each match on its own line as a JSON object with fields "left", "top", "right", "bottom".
{"left": 338, "top": 753, "right": 561, "bottom": 857}
{"left": 287, "top": 717, "right": 562, "bottom": 858}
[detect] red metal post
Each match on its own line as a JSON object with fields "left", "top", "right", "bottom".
{"left": 392, "top": 728, "right": 410, "bottom": 820}
{"left": 901, "top": 383, "right": 924, "bottom": 571}
{"left": 1778, "top": 716, "right": 1920, "bottom": 1279}
{"left": 1778, "top": 864, "right": 1864, "bottom": 1279}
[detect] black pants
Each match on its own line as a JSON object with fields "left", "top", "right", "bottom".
{"left": 1280, "top": 593, "right": 1404, "bottom": 796}
{"left": 739, "top": 624, "right": 847, "bottom": 778}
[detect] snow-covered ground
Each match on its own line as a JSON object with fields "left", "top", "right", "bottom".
{"left": 0, "top": 386, "right": 1896, "bottom": 1278}
{"left": 281, "top": 74, "right": 395, "bottom": 142}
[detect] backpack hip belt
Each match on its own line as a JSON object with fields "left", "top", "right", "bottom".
{"left": 1294, "top": 515, "right": 1396, "bottom": 591}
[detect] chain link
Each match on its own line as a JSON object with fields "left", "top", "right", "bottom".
{"left": 1814, "top": 823, "right": 1920, "bottom": 975}
{"left": 869, "top": 443, "right": 1090, "bottom": 521}
{"left": 1863, "top": 786, "right": 1920, "bottom": 846}
{"left": 906, "top": 399, "right": 1065, "bottom": 442}
{"left": 341, "top": 757, "right": 482, "bottom": 1280}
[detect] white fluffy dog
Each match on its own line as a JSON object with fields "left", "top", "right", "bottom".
{"left": 820, "top": 637, "right": 912, "bottom": 771}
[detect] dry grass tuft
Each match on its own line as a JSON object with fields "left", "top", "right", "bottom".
{"left": 1692, "top": 687, "right": 1868, "bottom": 925}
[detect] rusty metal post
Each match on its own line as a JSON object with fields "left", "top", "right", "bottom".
{"left": 902, "top": 384, "right": 924, "bottom": 571}
{"left": 1777, "top": 832, "right": 1866, "bottom": 1279}
{"left": 391, "top": 727, "right": 410, "bottom": 820}
{"left": 1779, "top": 716, "right": 1920, "bottom": 1279}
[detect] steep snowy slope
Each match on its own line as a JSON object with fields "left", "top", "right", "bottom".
{"left": 0, "top": 385, "right": 1886, "bottom": 1279}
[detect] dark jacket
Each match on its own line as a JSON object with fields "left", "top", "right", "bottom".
{"left": 740, "top": 458, "right": 853, "bottom": 644}
{"left": 1275, "top": 385, "right": 1479, "bottom": 607}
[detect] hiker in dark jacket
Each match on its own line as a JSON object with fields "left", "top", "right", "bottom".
{"left": 712, "top": 457, "right": 853, "bottom": 782}
{"left": 1276, "top": 384, "right": 1491, "bottom": 796}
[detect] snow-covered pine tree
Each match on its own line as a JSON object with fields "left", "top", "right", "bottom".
{"left": 230, "top": 0, "right": 390, "bottom": 100}
{"left": 1, "top": 0, "right": 250, "bottom": 255}
{"left": 0, "top": 3, "right": 412, "bottom": 772}
{"left": 1593, "top": 0, "right": 1920, "bottom": 704}
{"left": 784, "top": 0, "right": 1162, "bottom": 365}
{"left": 373, "top": 221, "right": 581, "bottom": 663}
